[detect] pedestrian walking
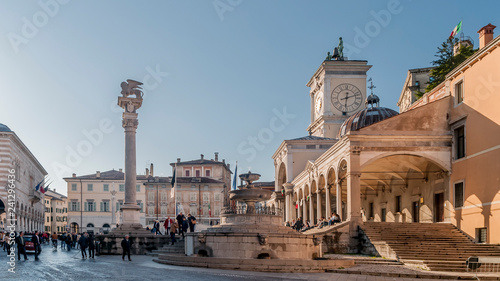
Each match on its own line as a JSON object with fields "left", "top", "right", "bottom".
{"left": 121, "top": 235, "right": 131, "bottom": 261}
{"left": 72, "top": 232, "right": 77, "bottom": 249}
{"left": 170, "top": 221, "right": 178, "bottom": 245}
{"left": 78, "top": 232, "right": 88, "bottom": 259}
{"left": 187, "top": 214, "right": 196, "bottom": 232}
{"left": 51, "top": 232, "right": 58, "bottom": 248}
{"left": 65, "top": 233, "right": 72, "bottom": 251}
{"left": 16, "top": 232, "right": 28, "bottom": 261}
{"left": 88, "top": 234, "right": 95, "bottom": 259}
{"left": 61, "top": 233, "right": 66, "bottom": 250}
{"left": 4, "top": 233, "right": 11, "bottom": 255}
{"left": 33, "top": 231, "right": 41, "bottom": 261}
{"left": 181, "top": 217, "right": 189, "bottom": 237}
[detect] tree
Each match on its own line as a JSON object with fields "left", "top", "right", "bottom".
{"left": 425, "top": 37, "right": 476, "bottom": 92}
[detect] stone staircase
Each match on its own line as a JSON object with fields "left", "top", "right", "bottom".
{"left": 361, "top": 222, "right": 500, "bottom": 272}
{"left": 149, "top": 235, "right": 185, "bottom": 257}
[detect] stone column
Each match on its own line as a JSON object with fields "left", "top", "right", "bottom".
{"left": 302, "top": 196, "right": 307, "bottom": 222}
{"left": 285, "top": 192, "right": 290, "bottom": 223}
{"left": 347, "top": 148, "right": 362, "bottom": 223}
{"left": 283, "top": 183, "right": 294, "bottom": 223}
{"left": 346, "top": 172, "right": 361, "bottom": 222}
{"left": 297, "top": 200, "right": 301, "bottom": 220}
{"left": 316, "top": 190, "right": 322, "bottom": 220}
{"left": 325, "top": 184, "right": 331, "bottom": 218}
{"left": 117, "top": 81, "right": 144, "bottom": 229}
{"left": 336, "top": 180, "right": 342, "bottom": 220}
{"left": 309, "top": 194, "right": 314, "bottom": 224}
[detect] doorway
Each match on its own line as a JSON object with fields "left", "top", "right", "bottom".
{"left": 412, "top": 201, "right": 419, "bottom": 222}
{"left": 434, "top": 193, "right": 444, "bottom": 222}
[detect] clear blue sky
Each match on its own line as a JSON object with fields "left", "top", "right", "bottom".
{"left": 1, "top": 0, "right": 499, "bottom": 195}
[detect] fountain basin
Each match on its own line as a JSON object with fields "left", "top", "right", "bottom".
{"left": 229, "top": 188, "right": 272, "bottom": 202}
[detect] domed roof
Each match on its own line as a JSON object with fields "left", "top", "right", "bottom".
{"left": 0, "top": 123, "right": 12, "bottom": 132}
{"left": 338, "top": 107, "right": 399, "bottom": 138}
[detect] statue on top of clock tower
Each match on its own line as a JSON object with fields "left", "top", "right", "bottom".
{"left": 306, "top": 42, "right": 372, "bottom": 138}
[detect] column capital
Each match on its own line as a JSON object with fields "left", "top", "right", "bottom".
{"left": 283, "top": 183, "right": 294, "bottom": 194}
{"left": 346, "top": 172, "right": 361, "bottom": 178}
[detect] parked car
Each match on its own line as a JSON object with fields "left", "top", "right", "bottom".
{"left": 24, "top": 236, "right": 36, "bottom": 253}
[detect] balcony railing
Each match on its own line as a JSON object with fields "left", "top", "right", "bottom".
{"left": 222, "top": 206, "right": 282, "bottom": 216}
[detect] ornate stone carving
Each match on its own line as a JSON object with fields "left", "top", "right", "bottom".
{"left": 122, "top": 119, "right": 139, "bottom": 129}
{"left": 120, "top": 79, "right": 144, "bottom": 99}
{"left": 198, "top": 233, "right": 206, "bottom": 244}
{"left": 350, "top": 146, "right": 361, "bottom": 155}
{"left": 257, "top": 234, "right": 268, "bottom": 245}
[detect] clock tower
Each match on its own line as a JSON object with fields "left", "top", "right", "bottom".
{"left": 306, "top": 59, "right": 372, "bottom": 138}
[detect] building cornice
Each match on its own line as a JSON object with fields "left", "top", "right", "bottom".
{"left": 447, "top": 34, "right": 500, "bottom": 79}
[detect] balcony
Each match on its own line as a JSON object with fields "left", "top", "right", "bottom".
{"left": 29, "top": 189, "right": 42, "bottom": 204}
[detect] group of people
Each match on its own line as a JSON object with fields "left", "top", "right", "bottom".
{"left": 1, "top": 230, "right": 42, "bottom": 261}
{"left": 76, "top": 232, "right": 97, "bottom": 259}
{"left": 286, "top": 212, "right": 342, "bottom": 232}
{"left": 1, "top": 230, "right": 99, "bottom": 261}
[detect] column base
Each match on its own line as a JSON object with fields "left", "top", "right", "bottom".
{"left": 121, "top": 204, "right": 141, "bottom": 226}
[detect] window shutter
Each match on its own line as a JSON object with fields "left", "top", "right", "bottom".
{"left": 77, "top": 202, "right": 81, "bottom": 211}
{"left": 84, "top": 202, "right": 88, "bottom": 212}
{"left": 100, "top": 202, "right": 103, "bottom": 212}
{"left": 117, "top": 202, "right": 120, "bottom": 211}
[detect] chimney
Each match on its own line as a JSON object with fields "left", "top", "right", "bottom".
{"left": 72, "top": 173, "right": 76, "bottom": 178}
{"left": 478, "top": 23, "right": 496, "bottom": 49}
{"left": 96, "top": 171, "right": 101, "bottom": 178}
{"left": 177, "top": 158, "right": 181, "bottom": 163}
{"left": 222, "top": 159, "right": 225, "bottom": 164}
{"left": 150, "top": 163, "right": 154, "bottom": 177}
{"left": 119, "top": 168, "right": 123, "bottom": 173}
{"left": 201, "top": 154, "right": 204, "bottom": 160}
{"left": 214, "top": 152, "right": 219, "bottom": 161}
{"left": 145, "top": 168, "right": 150, "bottom": 177}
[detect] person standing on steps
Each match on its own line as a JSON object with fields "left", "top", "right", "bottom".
{"left": 170, "top": 221, "right": 178, "bottom": 245}
{"left": 164, "top": 217, "right": 173, "bottom": 236}
{"left": 187, "top": 214, "right": 196, "bottom": 233}
{"left": 121, "top": 235, "right": 131, "bottom": 261}
{"left": 176, "top": 212, "right": 185, "bottom": 235}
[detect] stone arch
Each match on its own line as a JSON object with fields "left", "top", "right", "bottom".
{"left": 71, "top": 222, "right": 79, "bottom": 233}
{"left": 327, "top": 167, "right": 337, "bottom": 218}
{"left": 337, "top": 159, "right": 348, "bottom": 221}
{"left": 360, "top": 152, "right": 450, "bottom": 173}
{"left": 0, "top": 198, "right": 5, "bottom": 215}
{"left": 310, "top": 180, "right": 318, "bottom": 224}
{"left": 277, "top": 162, "right": 287, "bottom": 192}
{"left": 194, "top": 245, "right": 213, "bottom": 257}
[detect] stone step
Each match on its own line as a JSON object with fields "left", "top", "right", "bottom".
{"left": 361, "top": 222, "right": 500, "bottom": 272}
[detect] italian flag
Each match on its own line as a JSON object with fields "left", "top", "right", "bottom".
{"left": 450, "top": 21, "right": 462, "bottom": 38}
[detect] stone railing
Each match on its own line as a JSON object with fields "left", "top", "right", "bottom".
{"left": 221, "top": 206, "right": 282, "bottom": 216}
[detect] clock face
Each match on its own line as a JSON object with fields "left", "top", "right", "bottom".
{"left": 331, "top": 83, "right": 363, "bottom": 113}
{"left": 315, "top": 94, "right": 323, "bottom": 114}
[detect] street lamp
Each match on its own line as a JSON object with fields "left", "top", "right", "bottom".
{"left": 111, "top": 182, "right": 117, "bottom": 229}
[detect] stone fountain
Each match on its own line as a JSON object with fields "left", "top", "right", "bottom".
{"left": 184, "top": 171, "right": 320, "bottom": 260}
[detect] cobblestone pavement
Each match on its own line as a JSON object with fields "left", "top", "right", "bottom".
{"left": 0, "top": 243, "right": 450, "bottom": 281}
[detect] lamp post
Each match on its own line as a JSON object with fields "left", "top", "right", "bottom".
{"left": 111, "top": 182, "right": 117, "bottom": 229}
